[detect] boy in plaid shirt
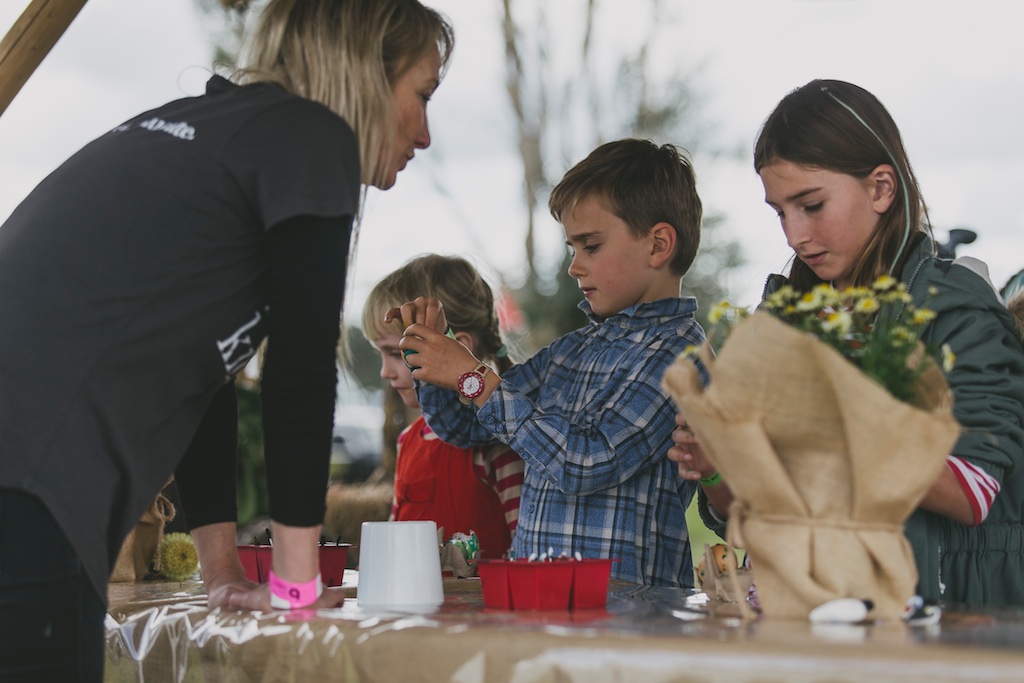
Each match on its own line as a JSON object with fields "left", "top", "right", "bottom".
{"left": 395, "top": 139, "right": 707, "bottom": 586}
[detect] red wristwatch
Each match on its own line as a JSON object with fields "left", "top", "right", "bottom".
{"left": 457, "top": 363, "right": 491, "bottom": 405}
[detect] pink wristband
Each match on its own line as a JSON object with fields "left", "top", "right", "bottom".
{"left": 268, "top": 570, "right": 323, "bottom": 610}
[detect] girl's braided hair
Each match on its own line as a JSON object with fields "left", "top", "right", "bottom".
{"left": 362, "top": 254, "right": 513, "bottom": 372}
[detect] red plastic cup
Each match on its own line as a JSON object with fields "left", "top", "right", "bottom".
{"left": 236, "top": 544, "right": 273, "bottom": 583}
{"left": 478, "top": 560, "right": 514, "bottom": 609}
{"left": 570, "top": 559, "right": 618, "bottom": 609}
{"left": 506, "top": 560, "right": 575, "bottom": 610}
{"left": 237, "top": 544, "right": 259, "bottom": 582}
{"left": 317, "top": 545, "right": 350, "bottom": 587}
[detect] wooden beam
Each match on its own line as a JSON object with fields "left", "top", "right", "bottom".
{"left": 0, "top": 0, "right": 90, "bottom": 118}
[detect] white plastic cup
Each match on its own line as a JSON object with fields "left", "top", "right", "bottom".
{"left": 356, "top": 520, "right": 444, "bottom": 611}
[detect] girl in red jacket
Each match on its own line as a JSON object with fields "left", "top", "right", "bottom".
{"left": 363, "top": 254, "right": 523, "bottom": 558}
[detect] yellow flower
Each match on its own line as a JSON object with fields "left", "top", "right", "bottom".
{"left": 680, "top": 345, "right": 699, "bottom": 359}
{"left": 876, "top": 284, "right": 912, "bottom": 304}
{"left": 764, "top": 285, "right": 797, "bottom": 311}
{"left": 821, "top": 310, "right": 852, "bottom": 335}
{"left": 872, "top": 275, "right": 898, "bottom": 291}
{"left": 708, "top": 301, "right": 730, "bottom": 325}
{"left": 796, "top": 291, "right": 823, "bottom": 312}
{"left": 911, "top": 308, "right": 936, "bottom": 325}
{"left": 160, "top": 532, "right": 199, "bottom": 581}
{"left": 854, "top": 297, "right": 880, "bottom": 314}
{"left": 811, "top": 283, "right": 841, "bottom": 307}
{"left": 702, "top": 279, "right": 945, "bottom": 405}
{"left": 942, "top": 344, "right": 956, "bottom": 372}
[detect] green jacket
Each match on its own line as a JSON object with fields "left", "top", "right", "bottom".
{"left": 699, "top": 235, "right": 1024, "bottom": 606}
{"left": 899, "top": 235, "right": 1024, "bottom": 606}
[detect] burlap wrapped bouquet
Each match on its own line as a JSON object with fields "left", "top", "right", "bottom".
{"left": 663, "top": 310, "right": 960, "bottom": 620}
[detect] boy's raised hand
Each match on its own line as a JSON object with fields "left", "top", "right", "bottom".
{"left": 386, "top": 296, "right": 482, "bottom": 392}
{"left": 384, "top": 296, "right": 449, "bottom": 333}
{"left": 399, "top": 322, "right": 480, "bottom": 391}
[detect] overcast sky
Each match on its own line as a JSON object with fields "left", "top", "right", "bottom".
{"left": 2, "top": 0, "right": 1023, "bottom": 317}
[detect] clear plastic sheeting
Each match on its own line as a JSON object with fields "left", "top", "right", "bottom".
{"left": 105, "top": 578, "right": 1024, "bottom": 683}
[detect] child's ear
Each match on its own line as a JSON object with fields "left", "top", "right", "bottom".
{"left": 869, "top": 164, "right": 897, "bottom": 215}
{"left": 453, "top": 330, "right": 475, "bottom": 354}
{"left": 649, "top": 222, "right": 677, "bottom": 269}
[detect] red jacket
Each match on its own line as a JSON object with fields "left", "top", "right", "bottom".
{"left": 393, "top": 416, "right": 521, "bottom": 559}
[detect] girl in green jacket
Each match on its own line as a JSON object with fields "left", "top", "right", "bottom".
{"left": 672, "top": 79, "right": 1024, "bottom": 607}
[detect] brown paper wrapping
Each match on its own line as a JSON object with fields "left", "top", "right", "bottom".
{"left": 663, "top": 311, "right": 960, "bottom": 619}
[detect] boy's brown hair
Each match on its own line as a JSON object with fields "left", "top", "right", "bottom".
{"left": 548, "top": 138, "right": 702, "bottom": 276}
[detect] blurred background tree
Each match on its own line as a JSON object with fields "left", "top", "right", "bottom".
{"left": 498, "top": 0, "right": 744, "bottom": 346}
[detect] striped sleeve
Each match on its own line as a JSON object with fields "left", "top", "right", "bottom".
{"left": 946, "top": 455, "right": 1001, "bottom": 525}
{"left": 473, "top": 444, "right": 525, "bottom": 533}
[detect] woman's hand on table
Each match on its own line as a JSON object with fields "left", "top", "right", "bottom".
{"left": 206, "top": 580, "right": 346, "bottom": 612}
{"left": 192, "top": 521, "right": 346, "bottom": 611}
{"left": 205, "top": 575, "right": 267, "bottom": 610}
{"left": 191, "top": 521, "right": 266, "bottom": 608}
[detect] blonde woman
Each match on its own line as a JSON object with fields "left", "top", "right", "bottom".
{"left": 0, "top": 1, "right": 453, "bottom": 678}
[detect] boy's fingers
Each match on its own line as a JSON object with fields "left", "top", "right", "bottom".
{"left": 401, "top": 302, "right": 420, "bottom": 326}
{"left": 424, "top": 300, "right": 444, "bottom": 330}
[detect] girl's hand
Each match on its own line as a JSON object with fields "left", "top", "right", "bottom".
{"left": 668, "top": 412, "right": 735, "bottom": 519}
{"left": 384, "top": 296, "right": 449, "bottom": 333}
{"left": 666, "top": 412, "right": 717, "bottom": 481}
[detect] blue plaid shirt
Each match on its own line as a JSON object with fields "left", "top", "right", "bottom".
{"left": 417, "top": 297, "right": 707, "bottom": 586}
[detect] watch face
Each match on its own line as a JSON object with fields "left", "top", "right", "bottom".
{"left": 458, "top": 371, "right": 484, "bottom": 399}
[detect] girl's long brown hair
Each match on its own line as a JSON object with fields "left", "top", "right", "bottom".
{"left": 754, "top": 79, "right": 931, "bottom": 291}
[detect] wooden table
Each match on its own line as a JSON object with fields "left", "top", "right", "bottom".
{"left": 104, "top": 574, "right": 1024, "bottom": 683}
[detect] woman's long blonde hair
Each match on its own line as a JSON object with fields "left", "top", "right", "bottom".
{"left": 236, "top": 0, "right": 454, "bottom": 189}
